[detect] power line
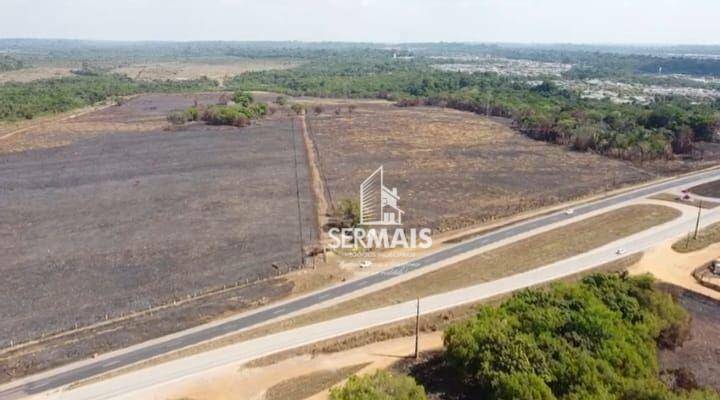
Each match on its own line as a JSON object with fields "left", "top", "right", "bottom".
{"left": 290, "top": 117, "right": 305, "bottom": 266}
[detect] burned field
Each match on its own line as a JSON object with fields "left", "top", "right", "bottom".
{"left": 660, "top": 287, "right": 720, "bottom": 391}
{"left": 0, "top": 95, "right": 316, "bottom": 346}
{"left": 307, "top": 102, "right": 654, "bottom": 232}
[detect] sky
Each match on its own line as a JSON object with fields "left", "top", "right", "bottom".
{"left": 1, "top": 0, "right": 718, "bottom": 44}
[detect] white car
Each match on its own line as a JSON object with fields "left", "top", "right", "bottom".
{"left": 359, "top": 260, "right": 373, "bottom": 269}
{"left": 615, "top": 248, "right": 626, "bottom": 255}
{"left": 564, "top": 208, "right": 575, "bottom": 215}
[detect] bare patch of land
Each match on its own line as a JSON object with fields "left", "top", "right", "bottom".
{"left": 306, "top": 103, "right": 654, "bottom": 231}
{"left": 689, "top": 179, "right": 720, "bottom": 198}
{"left": 112, "top": 59, "right": 300, "bottom": 83}
{"left": 0, "top": 66, "right": 73, "bottom": 83}
{"left": 0, "top": 94, "right": 317, "bottom": 381}
{"left": 659, "top": 286, "right": 720, "bottom": 392}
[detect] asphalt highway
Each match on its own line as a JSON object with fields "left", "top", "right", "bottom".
{"left": 3, "top": 167, "right": 720, "bottom": 399}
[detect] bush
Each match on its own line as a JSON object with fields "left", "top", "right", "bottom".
{"left": 192, "top": 101, "right": 267, "bottom": 127}
{"left": 233, "top": 91, "right": 253, "bottom": 107}
{"left": 275, "top": 95, "right": 287, "bottom": 106}
{"left": 291, "top": 103, "right": 306, "bottom": 115}
{"left": 330, "top": 371, "right": 427, "bottom": 400}
{"left": 166, "top": 110, "right": 187, "bottom": 125}
{"left": 337, "top": 198, "right": 360, "bottom": 228}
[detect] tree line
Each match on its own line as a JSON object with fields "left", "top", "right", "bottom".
{"left": 0, "top": 74, "right": 218, "bottom": 121}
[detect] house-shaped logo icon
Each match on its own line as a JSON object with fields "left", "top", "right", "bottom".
{"left": 359, "top": 166, "right": 404, "bottom": 225}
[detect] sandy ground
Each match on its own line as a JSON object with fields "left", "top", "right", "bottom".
{"left": 630, "top": 216, "right": 720, "bottom": 301}
{"left": 132, "top": 332, "right": 443, "bottom": 400}
{"left": 112, "top": 60, "right": 300, "bottom": 84}
{"left": 0, "top": 67, "right": 73, "bottom": 84}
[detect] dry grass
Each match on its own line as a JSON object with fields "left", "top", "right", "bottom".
{"left": 649, "top": 193, "right": 720, "bottom": 209}
{"left": 309, "top": 103, "right": 653, "bottom": 231}
{"left": 0, "top": 67, "right": 73, "bottom": 83}
{"left": 111, "top": 60, "right": 300, "bottom": 83}
{"left": 74, "top": 206, "right": 665, "bottom": 385}
{"left": 264, "top": 362, "right": 370, "bottom": 400}
{"left": 689, "top": 180, "right": 720, "bottom": 198}
{"left": 672, "top": 221, "right": 720, "bottom": 253}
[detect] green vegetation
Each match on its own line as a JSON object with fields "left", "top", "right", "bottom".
{"left": 441, "top": 273, "right": 715, "bottom": 400}
{"left": 335, "top": 198, "right": 360, "bottom": 228}
{"left": 229, "top": 57, "right": 720, "bottom": 162}
{"left": 330, "top": 370, "right": 427, "bottom": 400}
{"left": 0, "top": 55, "right": 24, "bottom": 72}
{"left": 170, "top": 90, "right": 268, "bottom": 127}
{"left": 0, "top": 74, "right": 217, "bottom": 121}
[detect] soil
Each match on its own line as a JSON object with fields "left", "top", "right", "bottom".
{"left": 0, "top": 94, "right": 316, "bottom": 362}
{"left": 689, "top": 179, "right": 720, "bottom": 198}
{"left": 306, "top": 103, "right": 655, "bottom": 232}
{"left": 659, "top": 286, "right": 720, "bottom": 392}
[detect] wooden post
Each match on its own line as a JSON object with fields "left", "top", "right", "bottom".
{"left": 694, "top": 201, "right": 703, "bottom": 239}
{"left": 414, "top": 298, "right": 420, "bottom": 359}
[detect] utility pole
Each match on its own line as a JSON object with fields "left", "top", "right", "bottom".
{"left": 694, "top": 200, "right": 703, "bottom": 239}
{"left": 414, "top": 297, "right": 420, "bottom": 359}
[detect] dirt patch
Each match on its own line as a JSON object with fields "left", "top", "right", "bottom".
{"left": 659, "top": 286, "right": 720, "bottom": 391}
{"left": 0, "top": 94, "right": 318, "bottom": 381}
{"left": 307, "top": 103, "right": 654, "bottom": 232}
{"left": 112, "top": 60, "right": 300, "bottom": 83}
{"left": 689, "top": 179, "right": 720, "bottom": 198}
{"left": 0, "top": 67, "right": 73, "bottom": 84}
{"left": 265, "top": 363, "right": 369, "bottom": 400}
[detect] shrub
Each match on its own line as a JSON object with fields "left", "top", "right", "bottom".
{"left": 184, "top": 106, "right": 199, "bottom": 121}
{"left": 337, "top": 198, "right": 360, "bottom": 228}
{"left": 291, "top": 103, "right": 306, "bottom": 115}
{"left": 233, "top": 91, "right": 253, "bottom": 107}
{"left": 275, "top": 96, "right": 287, "bottom": 106}
{"left": 330, "top": 371, "right": 427, "bottom": 400}
{"left": 166, "top": 110, "right": 187, "bottom": 125}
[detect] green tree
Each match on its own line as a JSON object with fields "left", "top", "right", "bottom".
{"left": 330, "top": 371, "right": 427, "bottom": 400}
{"left": 233, "top": 91, "right": 253, "bottom": 107}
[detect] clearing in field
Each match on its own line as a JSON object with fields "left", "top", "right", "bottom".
{"left": 112, "top": 59, "right": 301, "bottom": 83}
{"left": 0, "top": 94, "right": 316, "bottom": 348}
{"left": 306, "top": 102, "right": 654, "bottom": 231}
